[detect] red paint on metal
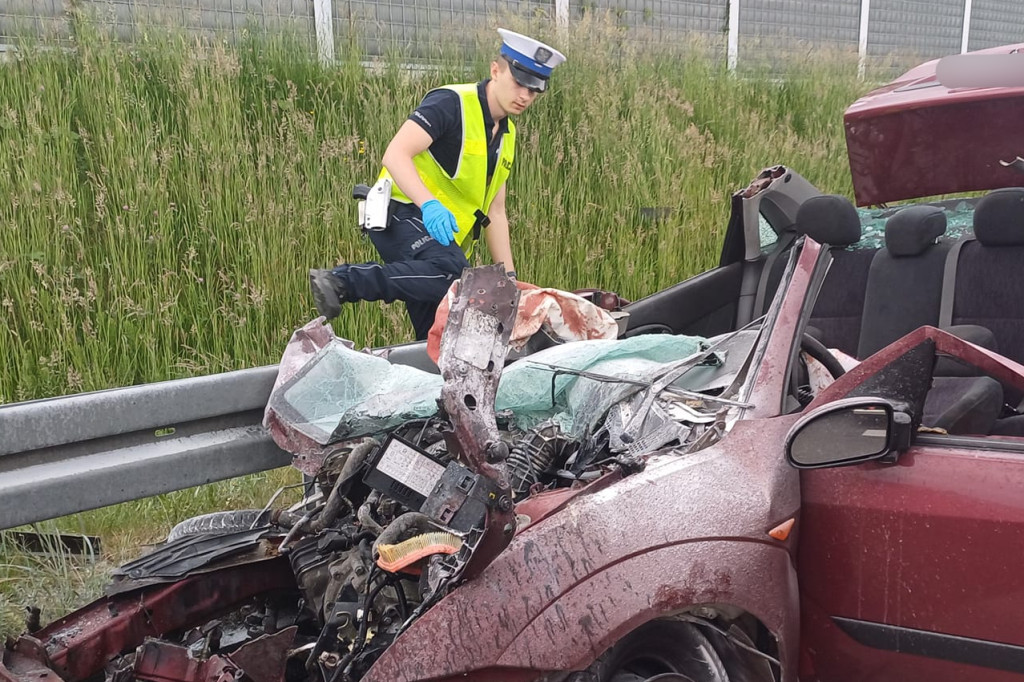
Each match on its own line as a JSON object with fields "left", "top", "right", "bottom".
{"left": 809, "top": 325, "right": 1024, "bottom": 411}
{"left": 134, "top": 641, "right": 241, "bottom": 682}
{"left": 513, "top": 469, "right": 622, "bottom": 532}
{"left": 799, "top": 438, "right": 1024, "bottom": 681}
{"left": 227, "top": 627, "right": 297, "bottom": 682}
{"left": 364, "top": 414, "right": 803, "bottom": 681}
{"left": 845, "top": 43, "right": 1024, "bottom": 206}
{"left": 797, "top": 321, "right": 1024, "bottom": 681}
{"left": 748, "top": 237, "right": 820, "bottom": 419}
{"left": 2, "top": 557, "right": 295, "bottom": 682}
{"left": 0, "top": 644, "right": 63, "bottom": 682}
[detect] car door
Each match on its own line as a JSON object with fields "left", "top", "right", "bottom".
{"left": 799, "top": 438, "right": 1024, "bottom": 682}
{"left": 796, "top": 340, "right": 1024, "bottom": 682}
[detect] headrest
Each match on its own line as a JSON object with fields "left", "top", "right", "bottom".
{"left": 884, "top": 205, "right": 946, "bottom": 256}
{"left": 795, "top": 194, "right": 861, "bottom": 246}
{"left": 974, "top": 188, "right": 1024, "bottom": 246}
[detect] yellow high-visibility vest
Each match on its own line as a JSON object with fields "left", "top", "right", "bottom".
{"left": 382, "top": 83, "right": 516, "bottom": 255}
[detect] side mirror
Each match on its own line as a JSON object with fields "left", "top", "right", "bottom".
{"left": 785, "top": 397, "right": 913, "bottom": 469}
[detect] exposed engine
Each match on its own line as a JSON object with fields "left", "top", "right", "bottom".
{"left": 5, "top": 266, "right": 753, "bottom": 682}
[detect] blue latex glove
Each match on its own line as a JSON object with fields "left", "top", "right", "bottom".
{"left": 421, "top": 199, "right": 459, "bottom": 246}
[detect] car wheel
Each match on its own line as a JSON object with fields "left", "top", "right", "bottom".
{"left": 578, "top": 621, "right": 730, "bottom": 682}
{"left": 165, "top": 509, "right": 266, "bottom": 543}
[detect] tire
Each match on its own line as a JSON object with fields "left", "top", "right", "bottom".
{"left": 580, "top": 621, "right": 729, "bottom": 682}
{"left": 166, "top": 509, "right": 266, "bottom": 543}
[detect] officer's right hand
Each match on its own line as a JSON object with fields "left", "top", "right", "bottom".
{"left": 421, "top": 199, "right": 459, "bottom": 247}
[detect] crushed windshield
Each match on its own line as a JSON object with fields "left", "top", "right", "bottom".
{"left": 265, "top": 325, "right": 762, "bottom": 463}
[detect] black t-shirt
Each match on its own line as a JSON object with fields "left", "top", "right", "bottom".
{"left": 408, "top": 80, "right": 509, "bottom": 180}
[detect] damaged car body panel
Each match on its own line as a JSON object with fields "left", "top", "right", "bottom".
{"left": 794, "top": 327, "right": 1024, "bottom": 682}
{"left": 365, "top": 411, "right": 803, "bottom": 681}
{"left": 2, "top": 556, "right": 297, "bottom": 682}
{"left": 2, "top": 237, "right": 808, "bottom": 682}
{"left": 434, "top": 265, "right": 520, "bottom": 582}
{"left": 845, "top": 42, "right": 1024, "bottom": 207}
{"left": 391, "top": 239, "right": 823, "bottom": 681}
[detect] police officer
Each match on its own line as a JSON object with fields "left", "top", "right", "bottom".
{"left": 309, "top": 29, "right": 566, "bottom": 340}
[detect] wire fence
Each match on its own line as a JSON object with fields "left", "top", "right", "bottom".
{"left": 1, "top": 0, "right": 1023, "bottom": 69}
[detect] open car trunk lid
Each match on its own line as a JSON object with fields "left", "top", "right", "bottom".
{"left": 845, "top": 43, "right": 1024, "bottom": 206}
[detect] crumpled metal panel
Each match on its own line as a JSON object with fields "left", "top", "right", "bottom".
{"left": 437, "top": 265, "right": 520, "bottom": 580}
{"left": 1, "top": 558, "right": 296, "bottom": 682}
{"left": 364, "top": 414, "right": 803, "bottom": 681}
{"left": 131, "top": 627, "right": 296, "bottom": 682}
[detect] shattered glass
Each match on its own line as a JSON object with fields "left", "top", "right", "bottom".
{"left": 852, "top": 201, "right": 976, "bottom": 250}
{"left": 494, "top": 334, "right": 708, "bottom": 437}
{"left": 267, "top": 338, "right": 443, "bottom": 444}
{"left": 267, "top": 333, "right": 708, "bottom": 445}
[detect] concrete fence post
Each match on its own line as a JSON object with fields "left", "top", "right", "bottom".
{"left": 313, "top": 0, "right": 335, "bottom": 65}
{"left": 727, "top": 0, "right": 739, "bottom": 71}
{"left": 858, "top": 0, "right": 870, "bottom": 79}
{"left": 555, "top": 0, "right": 569, "bottom": 31}
{"left": 961, "top": 0, "right": 973, "bottom": 53}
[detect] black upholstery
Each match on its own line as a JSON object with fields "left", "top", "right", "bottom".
{"left": 795, "top": 195, "right": 862, "bottom": 245}
{"left": 923, "top": 376, "right": 1004, "bottom": 436}
{"left": 989, "top": 415, "right": 1024, "bottom": 437}
{"left": 883, "top": 205, "right": 947, "bottom": 257}
{"left": 797, "top": 189, "right": 1024, "bottom": 436}
{"left": 934, "top": 325, "right": 998, "bottom": 377}
{"left": 857, "top": 206, "right": 950, "bottom": 358}
{"left": 949, "top": 188, "right": 1024, "bottom": 366}
{"left": 795, "top": 194, "right": 871, "bottom": 357}
{"left": 753, "top": 227, "right": 800, "bottom": 320}
{"left": 973, "top": 188, "right": 1024, "bottom": 246}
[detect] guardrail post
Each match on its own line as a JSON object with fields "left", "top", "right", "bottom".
{"left": 555, "top": 0, "right": 569, "bottom": 31}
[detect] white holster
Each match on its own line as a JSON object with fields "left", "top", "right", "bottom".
{"left": 362, "top": 177, "right": 392, "bottom": 231}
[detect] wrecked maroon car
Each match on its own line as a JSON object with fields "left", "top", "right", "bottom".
{"left": 5, "top": 45, "right": 1024, "bottom": 682}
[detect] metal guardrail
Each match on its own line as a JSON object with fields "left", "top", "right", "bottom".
{"left": 0, "top": 366, "right": 292, "bottom": 531}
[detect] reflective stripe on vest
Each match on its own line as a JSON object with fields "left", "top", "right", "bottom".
{"left": 382, "top": 83, "right": 516, "bottom": 255}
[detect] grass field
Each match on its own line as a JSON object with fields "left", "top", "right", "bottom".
{"left": 0, "top": 15, "right": 873, "bottom": 638}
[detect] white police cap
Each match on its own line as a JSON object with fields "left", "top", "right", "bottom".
{"left": 498, "top": 28, "right": 566, "bottom": 92}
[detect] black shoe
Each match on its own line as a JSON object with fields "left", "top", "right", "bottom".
{"left": 309, "top": 269, "right": 348, "bottom": 320}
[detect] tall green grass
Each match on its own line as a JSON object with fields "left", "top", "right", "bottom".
{"left": 0, "top": 17, "right": 870, "bottom": 405}
{"left": 0, "top": 15, "right": 871, "bottom": 639}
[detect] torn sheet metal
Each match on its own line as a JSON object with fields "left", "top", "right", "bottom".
{"left": 436, "top": 264, "right": 520, "bottom": 579}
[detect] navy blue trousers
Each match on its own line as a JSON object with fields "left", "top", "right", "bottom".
{"left": 333, "top": 205, "right": 469, "bottom": 340}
